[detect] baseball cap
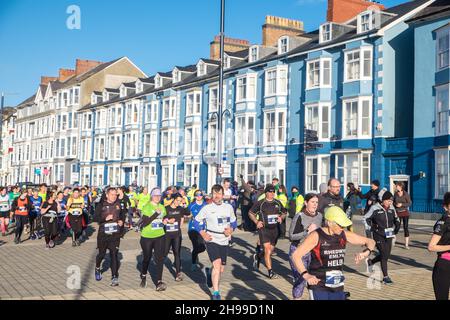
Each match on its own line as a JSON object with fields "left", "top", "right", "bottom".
{"left": 324, "top": 206, "right": 352, "bottom": 228}
{"left": 265, "top": 184, "right": 276, "bottom": 193}
{"left": 150, "top": 188, "right": 162, "bottom": 197}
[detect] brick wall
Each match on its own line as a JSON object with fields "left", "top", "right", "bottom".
{"left": 58, "top": 68, "right": 76, "bottom": 82}
{"left": 327, "top": 0, "right": 385, "bottom": 23}
{"left": 75, "top": 59, "right": 103, "bottom": 76}
{"left": 210, "top": 36, "right": 250, "bottom": 60}
{"left": 262, "top": 15, "right": 304, "bottom": 47}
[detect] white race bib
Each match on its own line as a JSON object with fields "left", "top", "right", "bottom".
{"left": 384, "top": 227, "right": 395, "bottom": 238}
{"left": 325, "top": 270, "right": 345, "bottom": 288}
{"left": 72, "top": 210, "right": 82, "bottom": 216}
{"left": 166, "top": 222, "right": 179, "bottom": 232}
{"left": 267, "top": 214, "right": 279, "bottom": 225}
{"left": 104, "top": 222, "right": 119, "bottom": 234}
{"left": 151, "top": 219, "right": 164, "bottom": 230}
{"left": 217, "top": 216, "right": 230, "bottom": 227}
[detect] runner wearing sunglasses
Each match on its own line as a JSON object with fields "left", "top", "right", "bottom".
{"left": 249, "top": 184, "right": 287, "bottom": 279}
{"left": 292, "top": 206, "right": 376, "bottom": 300}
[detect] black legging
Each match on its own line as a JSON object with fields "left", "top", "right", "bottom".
{"left": 14, "top": 215, "right": 28, "bottom": 240}
{"left": 371, "top": 233, "right": 393, "bottom": 277}
{"left": 165, "top": 235, "right": 182, "bottom": 273}
{"left": 399, "top": 216, "right": 410, "bottom": 237}
{"left": 140, "top": 236, "right": 165, "bottom": 282}
{"left": 188, "top": 230, "right": 206, "bottom": 264}
{"left": 96, "top": 237, "right": 120, "bottom": 278}
{"left": 69, "top": 215, "right": 83, "bottom": 241}
{"left": 42, "top": 216, "right": 58, "bottom": 244}
{"left": 432, "top": 258, "right": 450, "bottom": 300}
{"left": 241, "top": 205, "right": 255, "bottom": 232}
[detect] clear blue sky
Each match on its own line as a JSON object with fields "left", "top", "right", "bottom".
{"left": 0, "top": 0, "right": 406, "bottom": 106}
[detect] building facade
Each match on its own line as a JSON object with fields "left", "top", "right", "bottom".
{"left": 12, "top": 0, "right": 450, "bottom": 213}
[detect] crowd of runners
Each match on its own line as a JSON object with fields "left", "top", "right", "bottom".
{"left": 0, "top": 176, "right": 449, "bottom": 301}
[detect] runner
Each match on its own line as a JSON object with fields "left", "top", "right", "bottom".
{"left": 317, "top": 178, "right": 344, "bottom": 214}
{"left": 288, "top": 193, "right": 323, "bottom": 300}
{"left": 65, "top": 188, "right": 86, "bottom": 247}
{"left": 138, "top": 187, "right": 167, "bottom": 291}
{"left": 94, "top": 187, "right": 126, "bottom": 286}
{"left": 187, "top": 184, "right": 197, "bottom": 204}
{"left": 126, "top": 186, "right": 138, "bottom": 229}
{"left": 29, "top": 188, "right": 43, "bottom": 240}
{"left": 292, "top": 206, "right": 376, "bottom": 300}
{"left": 277, "top": 185, "right": 289, "bottom": 239}
{"left": 249, "top": 184, "right": 287, "bottom": 279}
{"left": 41, "top": 191, "right": 60, "bottom": 249}
{"left": 394, "top": 182, "right": 412, "bottom": 249}
{"left": 163, "top": 187, "right": 175, "bottom": 207}
{"left": 223, "top": 178, "right": 238, "bottom": 247}
{"left": 38, "top": 183, "right": 48, "bottom": 202}
{"left": 117, "top": 186, "right": 131, "bottom": 232}
{"left": 135, "top": 187, "right": 150, "bottom": 218}
{"left": 364, "top": 191, "right": 400, "bottom": 284}
{"left": 428, "top": 192, "right": 450, "bottom": 300}
{"left": 164, "top": 193, "right": 189, "bottom": 281}
{"left": 193, "top": 184, "right": 237, "bottom": 300}
{"left": 11, "top": 189, "right": 32, "bottom": 244}
{"left": 56, "top": 191, "right": 68, "bottom": 235}
{"left": 188, "top": 190, "right": 207, "bottom": 270}
{"left": 177, "top": 187, "right": 189, "bottom": 208}
{"left": 0, "top": 187, "right": 11, "bottom": 236}
{"left": 81, "top": 187, "right": 91, "bottom": 237}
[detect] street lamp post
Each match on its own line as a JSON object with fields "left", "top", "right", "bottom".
{"left": 216, "top": 0, "right": 226, "bottom": 185}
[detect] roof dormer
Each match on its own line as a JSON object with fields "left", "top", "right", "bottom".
{"left": 319, "top": 22, "right": 355, "bottom": 44}
{"left": 91, "top": 91, "right": 102, "bottom": 105}
{"left": 320, "top": 23, "right": 332, "bottom": 43}
{"left": 278, "top": 36, "right": 290, "bottom": 55}
{"left": 172, "top": 69, "right": 181, "bottom": 83}
{"left": 249, "top": 46, "right": 259, "bottom": 63}
{"left": 196, "top": 59, "right": 219, "bottom": 77}
{"left": 154, "top": 72, "right": 172, "bottom": 88}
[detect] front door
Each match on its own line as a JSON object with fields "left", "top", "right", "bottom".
{"left": 124, "top": 168, "right": 132, "bottom": 186}
{"left": 389, "top": 175, "right": 410, "bottom": 193}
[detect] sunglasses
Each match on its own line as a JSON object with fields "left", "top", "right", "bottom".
{"left": 195, "top": 194, "right": 203, "bottom": 197}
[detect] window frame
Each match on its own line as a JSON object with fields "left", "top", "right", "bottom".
{"left": 436, "top": 84, "right": 450, "bottom": 137}
{"left": 342, "top": 96, "right": 373, "bottom": 140}
{"left": 335, "top": 152, "right": 372, "bottom": 188}
{"left": 344, "top": 47, "right": 373, "bottom": 82}
{"left": 305, "top": 102, "right": 331, "bottom": 141}
{"left": 435, "top": 148, "right": 449, "bottom": 199}
{"left": 264, "top": 65, "right": 288, "bottom": 97}
{"left": 436, "top": 28, "right": 450, "bottom": 71}
{"left": 305, "top": 155, "right": 331, "bottom": 193}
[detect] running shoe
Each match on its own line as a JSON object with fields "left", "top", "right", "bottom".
{"left": 111, "top": 277, "right": 119, "bottom": 287}
{"left": 156, "top": 281, "right": 167, "bottom": 291}
{"left": 252, "top": 253, "right": 260, "bottom": 270}
{"left": 268, "top": 270, "right": 279, "bottom": 279}
{"left": 30, "top": 233, "right": 36, "bottom": 241}
{"left": 95, "top": 268, "right": 102, "bottom": 281}
{"left": 14, "top": 237, "right": 20, "bottom": 244}
{"left": 140, "top": 275, "right": 147, "bottom": 288}
{"left": 175, "top": 273, "right": 183, "bottom": 282}
{"left": 76, "top": 240, "right": 81, "bottom": 246}
{"left": 365, "top": 258, "right": 374, "bottom": 274}
{"left": 383, "top": 276, "right": 394, "bottom": 285}
{"left": 45, "top": 244, "right": 50, "bottom": 250}
{"left": 205, "top": 267, "right": 213, "bottom": 288}
{"left": 49, "top": 240, "right": 55, "bottom": 248}
{"left": 212, "top": 293, "right": 221, "bottom": 300}
{"left": 405, "top": 244, "right": 410, "bottom": 250}
{"left": 72, "top": 241, "right": 77, "bottom": 247}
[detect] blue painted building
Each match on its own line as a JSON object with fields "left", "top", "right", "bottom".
{"left": 75, "top": 0, "right": 450, "bottom": 213}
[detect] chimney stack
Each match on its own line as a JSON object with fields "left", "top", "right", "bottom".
{"left": 75, "top": 59, "right": 103, "bottom": 76}
{"left": 210, "top": 36, "right": 250, "bottom": 60}
{"left": 40, "top": 76, "right": 58, "bottom": 85}
{"left": 262, "top": 16, "right": 304, "bottom": 47}
{"left": 327, "top": 0, "right": 385, "bottom": 23}
{"left": 58, "top": 68, "right": 76, "bottom": 82}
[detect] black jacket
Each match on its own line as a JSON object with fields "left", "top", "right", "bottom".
{"left": 94, "top": 200, "right": 127, "bottom": 239}
{"left": 359, "top": 188, "right": 380, "bottom": 213}
{"left": 364, "top": 203, "right": 401, "bottom": 238}
{"left": 318, "top": 192, "right": 344, "bottom": 214}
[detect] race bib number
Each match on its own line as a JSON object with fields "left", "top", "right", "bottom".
{"left": 72, "top": 210, "right": 82, "bottom": 216}
{"left": 151, "top": 219, "right": 164, "bottom": 230}
{"left": 217, "top": 216, "right": 230, "bottom": 227}
{"left": 384, "top": 227, "right": 394, "bottom": 238}
{"left": 48, "top": 210, "right": 57, "bottom": 216}
{"left": 19, "top": 206, "right": 26, "bottom": 211}
{"left": 104, "top": 222, "right": 118, "bottom": 234}
{"left": 267, "top": 214, "right": 279, "bottom": 225}
{"left": 166, "top": 222, "right": 179, "bottom": 232}
{"left": 325, "top": 270, "right": 345, "bottom": 288}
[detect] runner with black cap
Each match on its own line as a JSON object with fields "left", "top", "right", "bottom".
{"left": 292, "top": 206, "right": 376, "bottom": 300}
{"left": 249, "top": 184, "right": 287, "bottom": 279}
{"left": 364, "top": 191, "right": 400, "bottom": 284}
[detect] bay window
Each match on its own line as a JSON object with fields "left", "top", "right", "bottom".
{"left": 342, "top": 97, "right": 372, "bottom": 139}
{"left": 436, "top": 84, "right": 449, "bottom": 136}
{"left": 208, "top": 122, "right": 217, "bottom": 153}
{"left": 234, "top": 159, "right": 257, "bottom": 182}
{"left": 305, "top": 103, "right": 330, "bottom": 140}
{"left": 437, "top": 30, "right": 450, "bottom": 70}
{"left": 344, "top": 47, "right": 372, "bottom": 81}
{"left": 336, "top": 152, "right": 371, "bottom": 187}
{"left": 264, "top": 65, "right": 288, "bottom": 96}
{"left": 435, "top": 149, "right": 449, "bottom": 199}
{"left": 186, "top": 93, "right": 201, "bottom": 116}
{"left": 307, "top": 58, "right": 332, "bottom": 89}
{"left": 236, "top": 74, "right": 257, "bottom": 102}
{"left": 305, "top": 156, "right": 330, "bottom": 193}
{"left": 264, "top": 110, "right": 286, "bottom": 145}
